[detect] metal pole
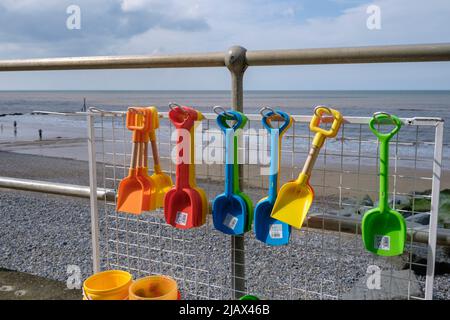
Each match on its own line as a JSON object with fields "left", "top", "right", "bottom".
{"left": 425, "top": 120, "right": 444, "bottom": 300}
{"left": 1, "top": 43, "right": 450, "bottom": 72}
{"left": 0, "top": 176, "right": 115, "bottom": 200}
{"left": 0, "top": 52, "right": 224, "bottom": 71}
{"left": 87, "top": 113, "right": 101, "bottom": 273}
{"left": 246, "top": 43, "right": 450, "bottom": 66}
{"left": 225, "top": 46, "right": 247, "bottom": 299}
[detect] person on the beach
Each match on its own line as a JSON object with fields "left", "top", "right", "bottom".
{"left": 39, "top": 129, "right": 42, "bottom": 141}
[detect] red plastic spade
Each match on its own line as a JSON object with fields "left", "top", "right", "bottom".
{"left": 164, "top": 104, "right": 205, "bottom": 229}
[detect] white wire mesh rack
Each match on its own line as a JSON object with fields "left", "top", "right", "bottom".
{"left": 87, "top": 109, "right": 443, "bottom": 300}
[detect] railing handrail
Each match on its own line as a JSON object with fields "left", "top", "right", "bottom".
{"left": 1, "top": 43, "right": 450, "bottom": 72}
{"left": 0, "top": 176, "right": 115, "bottom": 201}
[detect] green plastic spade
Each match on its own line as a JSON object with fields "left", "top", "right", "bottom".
{"left": 232, "top": 126, "right": 253, "bottom": 232}
{"left": 362, "top": 112, "right": 406, "bottom": 256}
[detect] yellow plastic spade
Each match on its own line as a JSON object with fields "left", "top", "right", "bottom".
{"left": 191, "top": 110, "right": 208, "bottom": 225}
{"left": 270, "top": 106, "right": 343, "bottom": 229}
{"left": 146, "top": 107, "right": 173, "bottom": 209}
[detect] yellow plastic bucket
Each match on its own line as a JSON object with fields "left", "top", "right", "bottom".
{"left": 129, "top": 275, "right": 178, "bottom": 300}
{"left": 83, "top": 270, "right": 133, "bottom": 300}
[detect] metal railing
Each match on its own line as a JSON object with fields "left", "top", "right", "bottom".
{"left": 1, "top": 43, "right": 449, "bottom": 299}
{"left": 2, "top": 43, "right": 450, "bottom": 71}
{"left": 88, "top": 109, "right": 443, "bottom": 300}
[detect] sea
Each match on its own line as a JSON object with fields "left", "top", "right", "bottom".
{"left": 0, "top": 90, "right": 449, "bottom": 169}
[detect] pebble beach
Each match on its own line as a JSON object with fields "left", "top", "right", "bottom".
{"left": 1, "top": 150, "right": 450, "bottom": 299}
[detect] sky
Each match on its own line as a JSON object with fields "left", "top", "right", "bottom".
{"left": 0, "top": 0, "right": 450, "bottom": 90}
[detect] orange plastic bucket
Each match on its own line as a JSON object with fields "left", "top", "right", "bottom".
{"left": 83, "top": 270, "right": 132, "bottom": 300}
{"left": 129, "top": 275, "right": 178, "bottom": 300}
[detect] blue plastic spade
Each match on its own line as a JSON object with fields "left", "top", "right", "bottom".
{"left": 212, "top": 110, "right": 249, "bottom": 235}
{"left": 254, "top": 109, "right": 293, "bottom": 245}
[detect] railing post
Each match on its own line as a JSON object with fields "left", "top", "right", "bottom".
{"left": 225, "top": 45, "right": 248, "bottom": 299}
{"left": 87, "top": 112, "right": 101, "bottom": 274}
{"left": 425, "top": 120, "right": 444, "bottom": 300}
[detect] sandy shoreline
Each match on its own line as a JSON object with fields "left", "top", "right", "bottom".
{"left": 1, "top": 135, "right": 449, "bottom": 193}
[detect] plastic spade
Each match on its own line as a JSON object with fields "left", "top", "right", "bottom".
{"left": 231, "top": 124, "right": 253, "bottom": 232}
{"left": 117, "top": 108, "right": 152, "bottom": 214}
{"left": 254, "top": 108, "right": 293, "bottom": 245}
{"left": 221, "top": 107, "right": 253, "bottom": 231}
{"left": 135, "top": 108, "right": 156, "bottom": 211}
{"left": 362, "top": 112, "right": 406, "bottom": 256}
{"left": 271, "top": 106, "right": 343, "bottom": 229}
{"left": 176, "top": 108, "right": 208, "bottom": 225}
{"left": 190, "top": 110, "right": 209, "bottom": 225}
{"left": 164, "top": 104, "right": 205, "bottom": 229}
{"left": 136, "top": 134, "right": 156, "bottom": 211}
{"left": 212, "top": 109, "right": 249, "bottom": 235}
{"left": 146, "top": 107, "right": 173, "bottom": 209}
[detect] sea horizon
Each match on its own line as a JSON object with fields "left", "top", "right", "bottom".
{"left": 1, "top": 89, "right": 450, "bottom": 92}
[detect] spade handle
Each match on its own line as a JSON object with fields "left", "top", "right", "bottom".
{"left": 173, "top": 128, "right": 194, "bottom": 189}
{"left": 369, "top": 113, "right": 402, "bottom": 213}
{"left": 309, "top": 106, "right": 342, "bottom": 148}
{"left": 260, "top": 109, "right": 292, "bottom": 202}
{"left": 130, "top": 142, "right": 138, "bottom": 171}
{"left": 224, "top": 128, "right": 235, "bottom": 196}
{"left": 149, "top": 131, "right": 162, "bottom": 174}
{"left": 296, "top": 107, "right": 343, "bottom": 185}
{"left": 296, "top": 144, "right": 320, "bottom": 185}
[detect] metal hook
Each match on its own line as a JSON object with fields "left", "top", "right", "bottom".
{"left": 373, "top": 111, "right": 392, "bottom": 119}
{"left": 168, "top": 102, "right": 188, "bottom": 115}
{"left": 127, "top": 107, "right": 145, "bottom": 114}
{"left": 213, "top": 105, "right": 232, "bottom": 117}
{"left": 88, "top": 107, "right": 105, "bottom": 113}
{"left": 88, "top": 107, "right": 122, "bottom": 117}
{"left": 314, "top": 105, "right": 333, "bottom": 117}
{"left": 259, "top": 106, "right": 275, "bottom": 118}
{"left": 372, "top": 111, "right": 393, "bottom": 124}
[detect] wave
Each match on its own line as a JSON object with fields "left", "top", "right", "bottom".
{"left": 0, "top": 113, "right": 23, "bottom": 117}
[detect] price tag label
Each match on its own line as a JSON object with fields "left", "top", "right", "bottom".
{"left": 175, "top": 211, "right": 188, "bottom": 226}
{"left": 224, "top": 214, "right": 238, "bottom": 230}
{"left": 269, "top": 224, "right": 283, "bottom": 239}
{"left": 374, "top": 235, "right": 390, "bottom": 251}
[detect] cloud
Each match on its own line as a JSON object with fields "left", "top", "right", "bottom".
{"left": 0, "top": 0, "right": 450, "bottom": 90}
{"left": 0, "top": 0, "right": 209, "bottom": 57}
{"left": 107, "top": 0, "right": 450, "bottom": 56}
{"left": 2, "top": 0, "right": 450, "bottom": 56}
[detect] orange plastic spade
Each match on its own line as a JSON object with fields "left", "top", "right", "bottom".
{"left": 117, "top": 108, "right": 151, "bottom": 214}
{"left": 136, "top": 115, "right": 157, "bottom": 211}
{"left": 116, "top": 107, "right": 155, "bottom": 214}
